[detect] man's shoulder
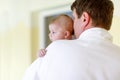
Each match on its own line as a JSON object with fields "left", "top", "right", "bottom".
{"left": 47, "top": 40, "right": 76, "bottom": 49}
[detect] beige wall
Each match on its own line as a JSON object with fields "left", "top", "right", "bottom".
{"left": 0, "top": 0, "right": 74, "bottom": 80}
{"left": 110, "top": 0, "right": 120, "bottom": 46}
{"left": 0, "top": 0, "right": 120, "bottom": 80}
{"left": 110, "top": 15, "right": 120, "bottom": 46}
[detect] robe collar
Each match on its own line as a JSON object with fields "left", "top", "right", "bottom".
{"left": 78, "top": 28, "right": 113, "bottom": 42}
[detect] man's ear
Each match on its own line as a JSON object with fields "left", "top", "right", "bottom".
{"left": 81, "top": 12, "right": 90, "bottom": 29}
{"left": 82, "top": 12, "right": 90, "bottom": 24}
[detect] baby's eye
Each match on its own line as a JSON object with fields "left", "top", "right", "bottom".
{"left": 52, "top": 32, "right": 56, "bottom": 34}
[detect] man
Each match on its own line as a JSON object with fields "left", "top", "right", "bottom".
{"left": 23, "top": 0, "right": 120, "bottom": 80}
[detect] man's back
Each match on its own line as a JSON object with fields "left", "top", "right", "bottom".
{"left": 39, "top": 28, "right": 120, "bottom": 80}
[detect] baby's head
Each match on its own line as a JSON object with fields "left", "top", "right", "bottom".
{"left": 49, "top": 14, "right": 73, "bottom": 41}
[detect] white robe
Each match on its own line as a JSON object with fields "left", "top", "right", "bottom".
{"left": 23, "top": 28, "right": 120, "bottom": 80}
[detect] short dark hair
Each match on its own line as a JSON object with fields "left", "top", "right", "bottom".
{"left": 71, "top": 0, "right": 114, "bottom": 30}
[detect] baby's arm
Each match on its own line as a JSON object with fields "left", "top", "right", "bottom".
{"left": 37, "top": 49, "right": 47, "bottom": 57}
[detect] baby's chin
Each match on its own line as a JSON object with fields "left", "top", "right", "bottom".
{"left": 50, "top": 38, "right": 54, "bottom": 42}
{"left": 51, "top": 39, "right": 60, "bottom": 42}
{"left": 51, "top": 39, "right": 57, "bottom": 42}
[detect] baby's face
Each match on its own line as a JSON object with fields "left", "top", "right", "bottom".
{"left": 49, "top": 24, "right": 66, "bottom": 42}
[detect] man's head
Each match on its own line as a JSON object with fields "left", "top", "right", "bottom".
{"left": 49, "top": 14, "right": 73, "bottom": 41}
{"left": 71, "top": 0, "right": 114, "bottom": 38}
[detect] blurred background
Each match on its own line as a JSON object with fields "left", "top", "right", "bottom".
{"left": 0, "top": 0, "right": 120, "bottom": 80}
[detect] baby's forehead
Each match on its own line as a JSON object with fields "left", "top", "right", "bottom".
{"left": 49, "top": 23, "right": 62, "bottom": 30}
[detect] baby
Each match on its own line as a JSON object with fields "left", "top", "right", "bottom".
{"left": 37, "top": 14, "right": 74, "bottom": 57}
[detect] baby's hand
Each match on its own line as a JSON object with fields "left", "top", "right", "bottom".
{"left": 37, "top": 49, "right": 47, "bottom": 57}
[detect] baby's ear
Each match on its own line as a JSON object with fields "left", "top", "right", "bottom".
{"left": 64, "top": 31, "right": 71, "bottom": 39}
